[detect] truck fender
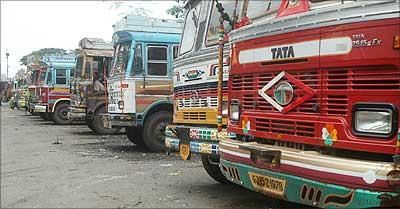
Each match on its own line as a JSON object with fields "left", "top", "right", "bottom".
{"left": 52, "top": 98, "right": 70, "bottom": 112}
{"left": 139, "top": 100, "right": 173, "bottom": 126}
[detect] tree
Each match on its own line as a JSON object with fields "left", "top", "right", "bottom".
{"left": 20, "top": 48, "right": 68, "bottom": 66}
{"left": 166, "top": 0, "right": 186, "bottom": 21}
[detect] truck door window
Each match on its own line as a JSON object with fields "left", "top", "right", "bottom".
{"left": 133, "top": 43, "right": 143, "bottom": 75}
{"left": 46, "top": 69, "right": 52, "bottom": 85}
{"left": 147, "top": 46, "right": 168, "bottom": 76}
{"left": 56, "top": 69, "right": 67, "bottom": 85}
{"left": 75, "top": 56, "right": 84, "bottom": 78}
{"left": 93, "top": 57, "right": 106, "bottom": 82}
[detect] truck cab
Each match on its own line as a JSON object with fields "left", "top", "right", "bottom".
{"left": 103, "top": 17, "right": 181, "bottom": 152}
{"left": 164, "top": 0, "right": 239, "bottom": 183}
{"left": 220, "top": 0, "right": 400, "bottom": 208}
{"left": 69, "top": 38, "right": 119, "bottom": 134}
{"left": 34, "top": 55, "right": 76, "bottom": 124}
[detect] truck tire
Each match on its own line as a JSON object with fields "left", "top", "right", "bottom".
{"left": 86, "top": 118, "right": 96, "bottom": 132}
{"left": 126, "top": 126, "right": 145, "bottom": 147}
{"left": 142, "top": 111, "right": 172, "bottom": 152}
{"left": 201, "top": 155, "right": 229, "bottom": 184}
{"left": 52, "top": 102, "right": 74, "bottom": 125}
{"left": 92, "top": 106, "right": 121, "bottom": 135}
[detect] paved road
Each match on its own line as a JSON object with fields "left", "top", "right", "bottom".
{"left": 1, "top": 104, "right": 300, "bottom": 208}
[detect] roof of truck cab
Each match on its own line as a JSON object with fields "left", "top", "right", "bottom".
{"left": 112, "top": 30, "right": 181, "bottom": 46}
{"left": 76, "top": 48, "right": 113, "bottom": 57}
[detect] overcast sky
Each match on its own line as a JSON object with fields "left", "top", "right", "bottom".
{"left": 1, "top": 0, "right": 177, "bottom": 79}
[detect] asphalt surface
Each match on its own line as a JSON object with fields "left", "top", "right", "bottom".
{"left": 1, "top": 104, "right": 305, "bottom": 208}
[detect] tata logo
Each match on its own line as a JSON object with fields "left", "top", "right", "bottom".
{"left": 183, "top": 69, "right": 205, "bottom": 82}
{"left": 190, "top": 90, "right": 199, "bottom": 104}
{"left": 271, "top": 46, "right": 295, "bottom": 60}
{"left": 274, "top": 82, "right": 294, "bottom": 106}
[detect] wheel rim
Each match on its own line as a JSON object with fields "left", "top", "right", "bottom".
{"left": 155, "top": 121, "right": 169, "bottom": 142}
{"left": 60, "top": 107, "right": 69, "bottom": 120}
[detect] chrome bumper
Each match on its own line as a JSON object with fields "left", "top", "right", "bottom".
{"left": 68, "top": 107, "right": 86, "bottom": 119}
{"left": 102, "top": 113, "right": 136, "bottom": 128}
{"left": 34, "top": 105, "right": 47, "bottom": 113}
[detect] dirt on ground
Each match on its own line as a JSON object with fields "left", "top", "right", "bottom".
{"left": 1, "top": 104, "right": 306, "bottom": 208}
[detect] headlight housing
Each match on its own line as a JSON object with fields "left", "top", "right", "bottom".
{"left": 229, "top": 99, "right": 240, "bottom": 123}
{"left": 352, "top": 103, "right": 397, "bottom": 138}
{"left": 118, "top": 101, "right": 124, "bottom": 110}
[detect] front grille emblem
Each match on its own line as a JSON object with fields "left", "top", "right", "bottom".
{"left": 258, "top": 71, "right": 316, "bottom": 113}
{"left": 274, "top": 81, "right": 293, "bottom": 106}
{"left": 191, "top": 90, "right": 199, "bottom": 104}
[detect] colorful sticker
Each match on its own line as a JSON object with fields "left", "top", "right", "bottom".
{"left": 183, "top": 69, "right": 205, "bottom": 82}
{"left": 189, "top": 129, "right": 199, "bottom": 139}
{"left": 242, "top": 117, "right": 251, "bottom": 135}
{"left": 200, "top": 143, "right": 212, "bottom": 154}
{"left": 322, "top": 124, "right": 337, "bottom": 146}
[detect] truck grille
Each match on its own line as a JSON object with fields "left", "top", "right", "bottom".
{"left": 234, "top": 70, "right": 322, "bottom": 115}
{"left": 255, "top": 118, "right": 315, "bottom": 137}
{"left": 174, "top": 82, "right": 228, "bottom": 99}
{"left": 178, "top": 97, "right": 218, "bottom": 108}
{"left": 183, "top": 112, "right": 207, "bottom": 120}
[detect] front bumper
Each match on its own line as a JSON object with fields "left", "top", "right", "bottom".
{"left": 219, "top": 139, "right": 399, "bottom": 207}
{"left": 34, "top": 104, "right": 47, "bottom": 113}
{"left": 68, "top": 107, "right": 86, "bottom": 119}
{"left": 221, "top": 159, "right": 399, "bottom": 208}
{"left": 165, "top": 125, "right": 235, "bottom": 157}
{"left": 102, "top": 113, "right": 136, "bottom": 128}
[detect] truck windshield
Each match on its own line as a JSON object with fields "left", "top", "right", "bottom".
{"left": 111, "top": 41, "right": 131, "bottom": 76}
{"left": 179, "top": 1, "right": 202, "bottom": 55}
{"left": 75, "top": 56, "right": 84, "bottom": 78}
{"left": 31, "top": 71, "right": 38, "bottom": 85}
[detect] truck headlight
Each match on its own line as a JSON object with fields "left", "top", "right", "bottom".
{"left": 230, "top": 100, "right": 240, "bottom": 122}
{"left": 118, "top": 101, "right": 124, "bottom": 110}
{"left": 353, "top": 103, "right": 397, "bottom": 138}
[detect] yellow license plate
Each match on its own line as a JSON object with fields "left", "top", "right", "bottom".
{"left": 248, "top": 172, "right": 286, "bottom": 198}
{"left": 179, "top": 143, "right": 191, "bottom": 161}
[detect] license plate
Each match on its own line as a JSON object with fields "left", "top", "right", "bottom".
{"left": 248, "top": 172, "right": 286, "bottom": 198}
{"left": 179, "top": 143, "right": 191, "bottom": 161}
{"left": 103, "top": 117, "right": 109, "bottom": 128}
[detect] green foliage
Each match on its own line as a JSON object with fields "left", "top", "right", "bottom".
{"left": 166, "top": 5, "right": 185, "bottom": 20}
{"left": 20, "top": 48, "right": 68, "bottom": 66}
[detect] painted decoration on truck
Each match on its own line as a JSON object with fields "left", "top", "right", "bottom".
{"left": 322, "top": 124, "right": 338, "bottom": 146}
{"left": 242, "top": 116, "right": 251, "bottom": 134}
{"left": 49, "top": 87, "right": 69, "bottom": 96}
{"left": 183, "top": 69, "right": 205, "bottom": 82}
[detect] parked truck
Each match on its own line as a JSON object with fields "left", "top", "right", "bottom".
{"left": 164, "top": 0, "right": 237, "bottom": 182}
{"left": 34, "top": 55, "right": 76, "bottom": 124}
{"left": 218, "top": 0, "right": 400, "bottom": 208}
{"left": 103, "top": 15, "right": 181, "bottom": 151}
{"left": 69, "top": 38, "right": 120, "bottom": 134}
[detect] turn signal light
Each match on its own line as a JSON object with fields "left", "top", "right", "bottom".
{"left": 394, "top": 35, "right": 400, "bottom": 49}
